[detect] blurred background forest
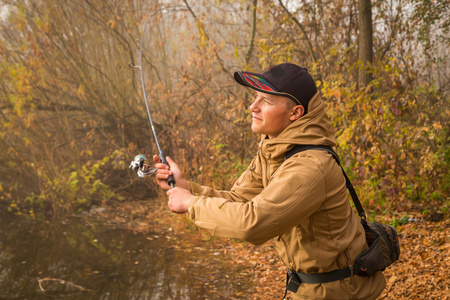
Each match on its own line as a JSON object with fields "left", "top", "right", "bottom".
{"left": 0, "top": 0, "right": 448, "bottom": 220}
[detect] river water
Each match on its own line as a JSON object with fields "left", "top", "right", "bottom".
{"left": 0, "top": 211, "right": 252, "bottom": 299}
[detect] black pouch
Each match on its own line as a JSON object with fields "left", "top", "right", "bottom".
{"left": 353, "top": 220, "right": 386, "bottom": 276}
{"left": 367, "top": 221, "right": 401, "bottom": 267}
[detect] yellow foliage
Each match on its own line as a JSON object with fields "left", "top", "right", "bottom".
{"left": 77, "top": 84, "right": 86, "bottom": 97}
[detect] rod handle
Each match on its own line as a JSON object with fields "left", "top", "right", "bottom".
{"left": 159, "top": 152, "right": 176, "bottom": 188}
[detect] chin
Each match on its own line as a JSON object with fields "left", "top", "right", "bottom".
{"left": 251, "top": 125, "right": 262, "bottom": 135}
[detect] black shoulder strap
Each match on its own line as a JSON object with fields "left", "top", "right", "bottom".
{"left": 285, "top": 145, "right": 366, "bottom": 219}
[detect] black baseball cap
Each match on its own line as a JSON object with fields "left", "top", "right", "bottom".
{"left": 234, "top": 63, "right": 317, "bottom": 113}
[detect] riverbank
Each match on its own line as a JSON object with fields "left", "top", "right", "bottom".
{"left": 97, "top": 199, "right": 449, "bottom": 299}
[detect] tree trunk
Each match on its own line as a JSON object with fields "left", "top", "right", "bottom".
{"left": 245, "top": 0, "right": 258, "bottom": 67}
{"left": 358, "top": 0, "right": 373, "bottom": 87}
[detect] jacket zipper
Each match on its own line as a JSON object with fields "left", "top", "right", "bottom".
{"left": 344, "top": 251, "right": 357, "bottom": 289}
{"left": 265, "top": 153, "right": 271, "bottom": 186}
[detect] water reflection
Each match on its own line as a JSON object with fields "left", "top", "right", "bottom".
{"left": 0, "top": 212, "right": 252, "bottom": 299}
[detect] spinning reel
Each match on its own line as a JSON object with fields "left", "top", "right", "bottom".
{"left": 129, "top": 154, "right": 158, "bottom": 178}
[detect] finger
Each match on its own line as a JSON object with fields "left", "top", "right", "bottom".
{"left": 153, "top": 156, "right": 168, "bottom": 169}
{"left": 156, "top": 171, "right": 172, "bottom": 181}
{"left": 155, "top": 162, "right": 170, "bottom": 169}
{"left": 165, "top": 156, "right": 177, "bottom": 168}
{"left": 153, "top": 155, "right": 161, "bottom": 164}
{"left": 155, "top": 170, "right": 168, "bottom": 178}
{"left": 157, "top": 180, "right": 169, "bottom": 190}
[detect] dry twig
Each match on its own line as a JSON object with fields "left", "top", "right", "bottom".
{"left": 37, "top": 277, "right": 89, "bottom": 292}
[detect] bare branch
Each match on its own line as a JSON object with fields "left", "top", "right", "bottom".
{"left": 278, "top": 0, "right": 317, "bottom": 63}
{"left": 245, "top": 0, "right": 258, "bottom": 66}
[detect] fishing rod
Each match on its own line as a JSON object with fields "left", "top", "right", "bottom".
{"left": 129, "top": 7, "right": 180, "bottom": 188}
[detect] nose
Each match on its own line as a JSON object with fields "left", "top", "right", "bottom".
{"left": 250, "top": 98, "right": 260, "bottom": 112}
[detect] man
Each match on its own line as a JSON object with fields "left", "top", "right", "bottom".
{"left": 153, "top": 63, "right": 386, "bottom": 299}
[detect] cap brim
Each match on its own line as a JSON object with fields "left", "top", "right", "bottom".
{"left": 234, "top": 71, "right": 278, "bottom": 92}
{"left": 233, "top": 71, "right": 302, "bottom": 105}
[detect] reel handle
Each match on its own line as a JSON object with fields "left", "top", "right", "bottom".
{"left": 159, "top": 152, "right": 176, "bottom": 188}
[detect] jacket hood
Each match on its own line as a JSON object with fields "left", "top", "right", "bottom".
{"left": 260, "top": 91, "right": 336, "bottom": 158}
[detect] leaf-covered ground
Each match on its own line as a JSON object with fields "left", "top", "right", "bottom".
{"left": 98, "top": 201, "right": 449, "bottom": 299}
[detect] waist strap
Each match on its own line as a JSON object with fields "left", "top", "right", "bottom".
{"left": 285, "top": 267, "right": 352, "bottom": 294}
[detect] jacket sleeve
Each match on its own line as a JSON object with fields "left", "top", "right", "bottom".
{"left": 188, "top": 156, "right": 264, "bottom": 203}
{"left": 187, "top": 155, "right": 328, "bottom": 245}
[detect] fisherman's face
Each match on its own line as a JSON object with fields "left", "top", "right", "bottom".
{"left": 250, "top": 91, "right": 302, "bottom": 139}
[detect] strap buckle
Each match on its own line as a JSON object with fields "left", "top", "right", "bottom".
{"left": 286, "top": 269, "right": 302, "bottom": 293}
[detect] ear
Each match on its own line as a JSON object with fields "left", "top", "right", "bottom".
{"left": 289, "top": 105, "right": 304, "bottom": 121}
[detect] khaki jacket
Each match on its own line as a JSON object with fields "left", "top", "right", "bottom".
{"left": 187, "top": 91, "right": 386, "bottom": 299}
